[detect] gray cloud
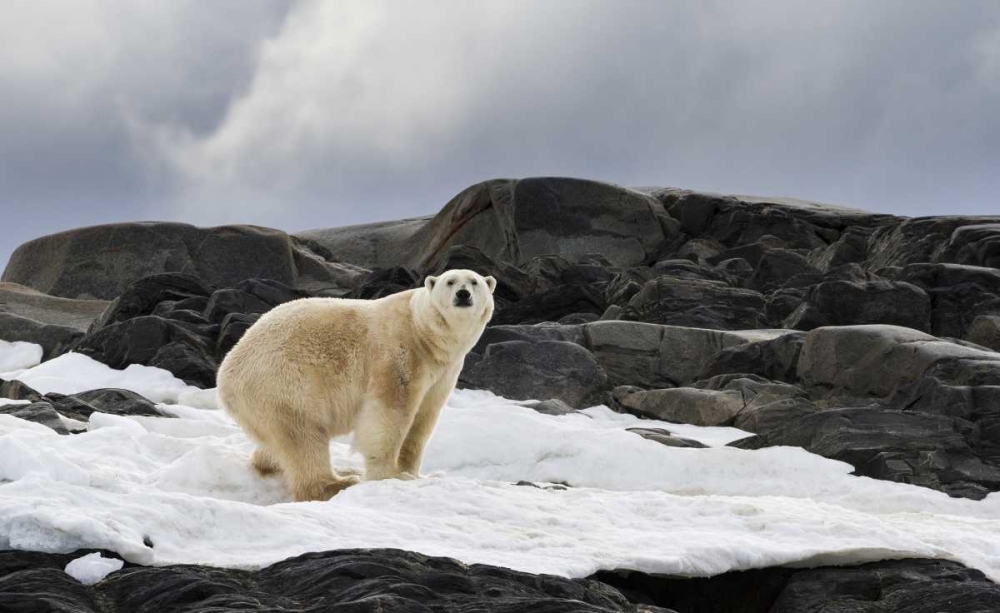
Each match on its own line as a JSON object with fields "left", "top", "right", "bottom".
{"left": 2, "top": 0, "right": 998, "bottom": 270}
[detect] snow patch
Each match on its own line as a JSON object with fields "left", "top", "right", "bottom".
{"left": 2, "top": 352, "right": 201, "bottom": 403}
{"left": 0, "top": 386, "right": 998, "bottom": 580}
{"left": 0, "top": 339, "right": 43, "bottom": 373}
{"left": 64, "top": 552, "right": 124, "bottom": 585}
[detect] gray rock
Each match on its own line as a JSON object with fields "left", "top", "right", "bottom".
{"left": 0, "top": 282, "right": 108, "bottom": 330}
{"left": 675, "top": 238, "right": 723, "bottom": 265}
{"left": 599, "top": 558, "right": 1000, "bottom": 613}
{"left": 460, "top": 340, "right": 608, "bottom": 408}
{"left": 0, "top": 401, "right": 67, "bottom": 434}
{"left": 895, "top": 263, "right": 1000, "bottom": 338}
{"left": 0, "top": 282, "right": 106, "bottom": 358}
{"left": 2, "top": 222, "right": 350, "bottom": 300}
{"left": 733, "top": 407, "right": 1000, "bottom": 499}
{"left": 493, "top": 283, "right": 606, "bottom": 326}
{"left": 787, "top": 280, "right": 931, "bottom": 332}
{"left": 72, "top": 315, "right": 218, "bottom": 388}
{"left": 733, "top": 397, "right": 821, "bottom": 435}
{"left": 938, "top": 223, "right": 1000, "bottom": 269}
{"left": 699, "top": 332, "right": 806, "bottom": 383}
{"left": 0, "top": 548, "right": 639, "bottom": 613}
{"left": 619, "top": 277, "right": 767, "bottom": 330}
{"left": 301, "top": 178, "right": 675, "bottom": 272}
{"left": 966, "top": 315, "right": 1000, "bottom": 352}
{"left": 626, "top": 427, "right": 708, "bottom": 448}
{"left": 797, "top": 324, "right": 1000, "bottom": 398}
{"left": 616, "top": 387, "right": 745, "bottom": 426}
{"left": 867, "top": 216, "right": 1000, "bottom": 269}
{"left": 295, "top": 216, "right": 431, "bottom": 269}
{"left": 808, "top": 226, "right": 872, "bottom": 271}
{"left": 651, "top": 259, "right": 735, "bottom": 285}
{"left": 47, "top": 388, "right": 166, "bottom": 421}
{"left": 749, "top": 249, "right": 818, "bottom": 292}
{"left": 0, "top": 313, "right": 83, "bottom": 360}
{"left": 521, "top": 398, "right": 578, "bottom": 416}
{"left": 580, "top": 320, "right": 791, "bottom": 388}
{"left": 0, "top": 378, "right": 44, "bottom": 402}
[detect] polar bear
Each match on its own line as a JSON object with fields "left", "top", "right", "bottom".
{"left": 216, "top": 269, "right": 495, "bottom": 501}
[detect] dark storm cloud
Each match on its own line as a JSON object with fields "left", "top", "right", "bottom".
{"left": 1, "top": 1, "right": 999, "bottom": 270}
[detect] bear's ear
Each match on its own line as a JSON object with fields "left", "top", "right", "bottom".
{"left": 485, "top": 276, "right": 497, "bottom": 294}
{"left": 425, "top": 275, "right": 438, "bottom": 291}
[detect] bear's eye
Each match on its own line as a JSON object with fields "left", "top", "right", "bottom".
{"left": 471, "top": 280, "right": 478, "bottom": 286}
{"left": 447, "top": 280, "right": 455, "bottom": 286}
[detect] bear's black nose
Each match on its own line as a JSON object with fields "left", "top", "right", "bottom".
{"left": 454, "top": 288, "right": 472, "bottom": 306}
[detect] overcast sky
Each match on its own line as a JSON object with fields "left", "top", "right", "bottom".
{"left": 2, "top": 1, "right": 999, "bottom": 270}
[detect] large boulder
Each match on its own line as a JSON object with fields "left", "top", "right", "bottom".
{"left": 460, "top": 340, "right": 608, "bottom": 407}
{"left": 2, "top": 223, "right": 356, "bottom": 300}
{"left": 892, "top": 263, "right": 1000, "bottom": 339}
{"left": 784, "top": 280, "right": 931, "bottom": 332}
{"left": 301, "top": 178, "right": 676, "bottom": 273}
{"left": 796, "top": 325, "right": 1000, "bottom": 398}
{"left": 71, "top": 315, "right": 218, "bottom": 388}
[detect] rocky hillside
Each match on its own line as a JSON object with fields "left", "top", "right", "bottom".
{"left": 3, "top": 176, "right": 1000, "bottom": 611}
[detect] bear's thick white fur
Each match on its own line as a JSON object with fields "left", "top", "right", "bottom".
{"left": 216, "top": 269, "right": 495, "bottom": 501}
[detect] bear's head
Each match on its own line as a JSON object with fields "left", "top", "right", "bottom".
{"left": 423, "top": 269, "right": 496, "bottom": 320}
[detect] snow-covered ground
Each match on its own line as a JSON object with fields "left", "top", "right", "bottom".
{"left": 2, "top": 345, "right": 1000, "bottom": 580}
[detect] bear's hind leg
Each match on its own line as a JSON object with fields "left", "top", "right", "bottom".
{"left": 276, "top": 431, "right": 359, "bottom": 501}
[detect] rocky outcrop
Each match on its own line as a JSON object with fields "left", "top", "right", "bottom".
{"left": 65, "top": 273, "right": 311, "bottom": 388}
{"left": 597, "top": 558, "right": 1000, "bottom": 613}
{"left": 0, "top": 379, "right": 170, "bottom": 432}
{"left": 727, "top": 325, "right": 1000, "bottom": 499}
{"left": 460, "top": 340, "right": 609, "bottom": 407}
{"left": 2, "top": 223, "right": 364, "bottom": 300}
{"left": 5, "top": 549, "right": 998, "bottom": 613}
{"left": 0, "top": 549, "right": 644, "bottom": 613}
{"left": 300, "top": 177, "right": 677, "bottom": 272}
{"left": 0, "top": 282, "right": 107, "bottom": 358}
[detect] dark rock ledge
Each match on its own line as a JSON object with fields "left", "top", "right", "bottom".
{"left": 3, "top": 549, "right": 999, "bottom": 613}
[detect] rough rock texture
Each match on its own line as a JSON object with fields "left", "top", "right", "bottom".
{"left": 460, "top": 340, "right": 609, "bottom": 407}
{"left": 620, "top": 277, "right": 767, "bottom": 330}
{"left": 0, "top": 381, "right": 169, "bottom": 432}
{"left": 301, "top": 177, "right": 676, "bottom": 272}
{"left": 1, "top": 222, "right": 362, "bottom": 300}
{"left": 615, "top": 387, "right": 745, "bottom": 426}
{"left": 728, "top": 324, "right": 1000, "bottom": 499}
{"left": 0, "top": 549, "right": 648, "bottom": 613}
{"left": 597, "top": 559, "right": 1000, "bottom": 613}
{"left": 0, "top": 282, "right": 107, "bottom": 358}
{"left": 7, "top": 550, "right": 995, "bottom": 613}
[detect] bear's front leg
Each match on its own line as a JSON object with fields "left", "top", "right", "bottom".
{"left": 398, "top": 367, "right": 459, "bottom": 477}
{"left": 354, "top": 396, "right": 419, "bottom": 481}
